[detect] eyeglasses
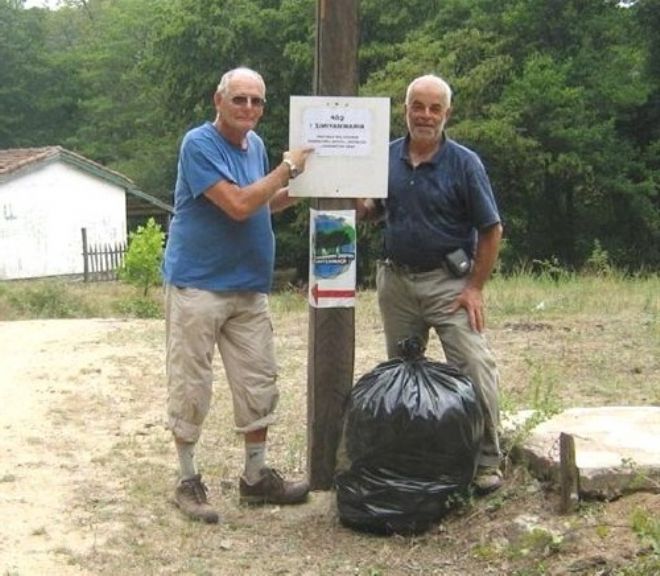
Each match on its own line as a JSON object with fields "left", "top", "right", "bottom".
{"left": 409, "top": 101, "right": 445, "bottom": 115}
{"left": 230, "top": 95, "right": 266, "bottom": 108}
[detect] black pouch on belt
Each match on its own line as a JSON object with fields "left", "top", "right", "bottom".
{"left": 444, "top": 247, "right": 471, "bottom": 278}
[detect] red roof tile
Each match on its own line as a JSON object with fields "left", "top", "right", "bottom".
{"left": 0, "top": 146, "right": 61, "bottom": 174}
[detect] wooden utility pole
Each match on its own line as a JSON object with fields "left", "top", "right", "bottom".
{"left": 307, "top": 0, "right": 359, "bottom": 490}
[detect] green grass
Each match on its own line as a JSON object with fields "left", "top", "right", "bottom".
{"left": 2, "top": 272, "right": 656, "bottom": 321}
{"left": 0, "top": 272, "right": 656, "bottom": 319}
{"left": 0, "top": 279, "right": 164, "bottom": 320}
{"left": 488, "top": 272, "right": 659, "bottom": 320}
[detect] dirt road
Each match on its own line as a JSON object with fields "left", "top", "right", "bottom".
{"left": 0, "top": 319, "right": 164, "bottom": 575}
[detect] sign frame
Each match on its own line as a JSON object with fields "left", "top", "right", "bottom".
{"left": 288, "top": 96, "right": 390, "bottom": 198}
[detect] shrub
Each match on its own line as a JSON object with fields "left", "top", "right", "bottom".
{"left": 583, "top": 239, "right": 612, "bottom": 276}
{"left": 119, "top": 218, "right": 165, "bottom": 296}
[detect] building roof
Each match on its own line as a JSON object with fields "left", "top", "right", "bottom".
{"left": 0, "top": 146, "right": 172, "bottom": 214}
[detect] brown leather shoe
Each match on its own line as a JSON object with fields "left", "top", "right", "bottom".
{"left": 174, "top": 474, "right": 220, "bottom": 523}
{"left": 473, "top": 466, "right": 503, "bottom": 495}
{"left": 239, "top": 467, "right": 309, "bottom": 505}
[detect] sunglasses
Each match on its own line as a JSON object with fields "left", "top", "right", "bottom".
{"left": 230, "top": 95, "right": 266, "bottom": 108}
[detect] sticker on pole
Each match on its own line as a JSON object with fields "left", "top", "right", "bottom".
{"left": 308, "top": 208, "right": 356, "bottom": 309}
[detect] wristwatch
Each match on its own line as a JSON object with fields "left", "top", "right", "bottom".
{"left": 282, "top": 157, "right": 300, "bottom": 180}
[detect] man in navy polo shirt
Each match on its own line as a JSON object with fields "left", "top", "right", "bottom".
{"left": 360, "top": 74, "right": 504, "bottom": 494}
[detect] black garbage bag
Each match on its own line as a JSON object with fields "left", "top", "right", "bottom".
{"left": 335, "top": 338, "right": 484, "bottom": 535}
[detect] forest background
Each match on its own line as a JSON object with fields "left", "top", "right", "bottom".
{"left": 1, "top": 0, "right": 659, "bottom": 282}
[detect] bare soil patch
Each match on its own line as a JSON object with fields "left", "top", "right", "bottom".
{"left": 0, "top": 292, "right": 658, "bottom": 575}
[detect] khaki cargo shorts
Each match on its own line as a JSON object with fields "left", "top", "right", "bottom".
{"left": 165, "top": 285, "right": 279, "bottom": 443}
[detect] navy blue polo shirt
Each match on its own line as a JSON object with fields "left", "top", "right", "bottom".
{"left": 382, "top": 135, "right": 500, "bottom": 268}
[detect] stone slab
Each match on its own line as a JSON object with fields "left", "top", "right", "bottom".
{"left": 504, "top": 406, "right": 660, "bottom": 500}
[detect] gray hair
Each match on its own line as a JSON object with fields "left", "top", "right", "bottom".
{"left": 405, "top": 74, "right": 452, "bottom": 108}
{"left": 216, "top": 67, "right": 265, "bottom": 96}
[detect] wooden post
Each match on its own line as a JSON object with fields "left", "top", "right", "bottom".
{"left": 307, "top": 0, "right": 359, "bottom": 489}
{"left": 559, "top": 432, "right": 580, "bottom": 513}
{"left": 81, "top": 228, "right": 89, "bottom": 283}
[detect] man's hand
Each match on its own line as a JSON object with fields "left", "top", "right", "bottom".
{"left": 356, "top": 199, "right": 372, "bottom": 220}
{"left": 449, "top": 223, "right": 502, "bottom": 331}
{"left": 283, "top": 147, "right": 314, "bottom": 175}
{"left": 450, "top": 285, "right": 486, "bottom": 332}
{"left": 270, "top": 187, "right": 299, "bottom": 213}
{"left": 356, "top": 198, "right": 384, "bottom": 221}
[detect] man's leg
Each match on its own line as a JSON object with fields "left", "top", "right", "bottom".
{"left": 218, "top": 293, "right": 308, "bottom": 505}
{"left": 175, "top": 438, "right": 197, "bottom": 479}
{"left": 166, "top": 285, "right": 221, "bottom": 523}
{"left": 418, "top": 271, "right": 503, "bottom": 493}
{"left": 436, "top": 321, "right": 501, "bottom": 467}
{"left": 376, "top": 262, "right": 428, "bottom": 359}
{"left": 244, "top": 427, "right": 268, "bottom": 484}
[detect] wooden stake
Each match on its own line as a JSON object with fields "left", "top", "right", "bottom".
{"left": 559, "top": 432, "right": 579, "bottom": 513}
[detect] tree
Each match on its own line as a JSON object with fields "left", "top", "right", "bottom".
{"left": 1, "top": 0, "right": 658, "bottom": 273}
{"left": 360, "top": 0, "right": 658, "bottom": 271}
{"left": 119, "top": 218, "right": 165, "bottom": 297}
{"left": 58, "top": 0, "right": 178, "bottom": 198}
{"left": 0, "top": 1, "right": 78, "bottom": 147}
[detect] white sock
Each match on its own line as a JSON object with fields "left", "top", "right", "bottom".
{"left": 244, "top": 442, "right": 266, "bottom": 484}
{"left": 175, "top": 441, "right": 197, "bottom": 480}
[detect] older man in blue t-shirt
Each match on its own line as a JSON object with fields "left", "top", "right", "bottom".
{"left": 162, "top": 67, "right": 313, "bottom": 523}
{"left": 360, "top": 74, "right": 504, "bottom": 495}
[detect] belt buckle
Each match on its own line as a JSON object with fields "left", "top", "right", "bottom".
{"left": 382, "top": 257, "right": 396, "bottom": 269}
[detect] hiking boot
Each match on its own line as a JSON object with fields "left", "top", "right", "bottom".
{"left": 473, "top": 466, "right": 503, "bottom": 495}
{"left": 174, "top": 474, "right": 220, "bottom": 523}
{"left": 239, "top": 467, "right": 309, "bottom": 505}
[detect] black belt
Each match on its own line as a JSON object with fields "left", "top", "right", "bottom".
{"left": 382, "top": 257, "right": 445, "bottom": 274}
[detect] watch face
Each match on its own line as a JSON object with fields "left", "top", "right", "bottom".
{"left": 284, "top": 159, "right": 297, "bottom": 179}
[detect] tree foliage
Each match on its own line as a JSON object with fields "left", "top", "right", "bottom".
{"left": 119, "top": 217, "right": 165, "bottom": 296}
{"left": 1, "top": 0, "right": 658, "bottom": 276}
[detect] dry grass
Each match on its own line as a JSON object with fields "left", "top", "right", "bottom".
{"left": 1, "top": 274, "right": 659, "bottom": 575}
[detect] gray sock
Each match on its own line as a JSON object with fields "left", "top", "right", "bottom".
{"left": 244, "top": 442, "right": 266, "bottom": 484}
{"left": 175, "top": 441, "right": 197, "bottom": 480}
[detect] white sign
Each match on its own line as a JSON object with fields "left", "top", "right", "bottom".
{"left": 289, "top": 96, "right": 390, "bottom": 198}
{"left": 308, "top": 208, "right": 356, "bottom": 309}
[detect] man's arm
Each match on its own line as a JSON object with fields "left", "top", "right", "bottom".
{"left": 468, "top": 222, "right": 502, "bottom": 291}
{"left": 450, "top": 222, "right": 502, "bottom": 332}
{"left": 356, "top": 198, "right": 385, "bottom": 221}
{"left": 205, "top": 164, "right": 289, "bottom": 221}
{"left": 204, "top": 148, "right": 312, "bottom": 221}
{"left": 269, "top": 187, "right": 299, "bottom": 214}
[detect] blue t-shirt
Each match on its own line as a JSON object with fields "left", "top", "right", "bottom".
{"left": 162, "top": 121, "right": 275, "bottom": 292}
{"left": 382, "top": 135, "right": 500, "bottom": 268}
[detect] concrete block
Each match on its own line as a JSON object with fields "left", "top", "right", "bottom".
{"left": 504, "top": 406, "right": 660, "bottom": 500}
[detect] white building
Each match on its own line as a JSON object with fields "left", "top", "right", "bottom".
{"left": 0, "top": 146, "right": 171, "bottom": 280}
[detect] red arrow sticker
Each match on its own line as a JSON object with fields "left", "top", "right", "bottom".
{"left": 311, "top": 284, "right": 356, "bottom": 305}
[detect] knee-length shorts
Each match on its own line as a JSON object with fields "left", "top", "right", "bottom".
{"left": 165, "top": 285, "right": 279, "bottom": 443}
